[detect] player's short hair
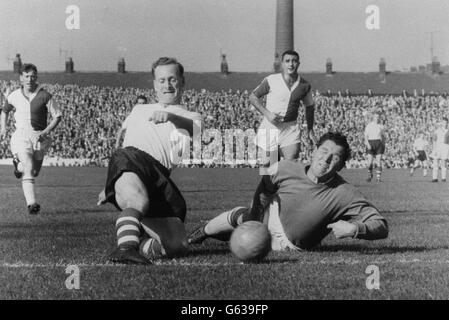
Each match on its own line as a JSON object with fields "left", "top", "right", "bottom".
{"left": 136, "top": 95, "right": 147, "bottom": 103}
{"left": 151, "top": 57, "right": 184, "bottom": 79}
{"left": 317, "top": 132, "right": 351, "bottom": 170}
{"left": 281, "top": 50, "right": 300, "bottom": 61}
{"left": 20, "top": 63, "right": 38, "bottom": 75}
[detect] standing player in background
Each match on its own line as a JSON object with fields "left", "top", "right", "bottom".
{"left": 249, "top": 50, "right": 315, "bottom": 169}
{"left": 364, "top": 112, "right": 386, "bottom": 182}
{"left": 430, "top": 118, "right": 449, "bottom": 182}
{"left": 410, "top": 132, "right": 429, "bottom": 177}
{"left": 98, "top": 57, "right": 202, "bottom": 264}
{"left": 0, "top": 64, "right": 62, "bottom": 214}
{"left": 115, "top": 95, "right": 148, "bottom": 149}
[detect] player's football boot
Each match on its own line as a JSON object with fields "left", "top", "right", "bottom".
{"left": 27, "top": 203, "right": 40, "bottom": 215}
{"left": 107, "top": 247, "right": 152, "bottom": 265}
{"left": 188, "top": 224, "right": 209, "bottom": 244}
{"left": 442, "top": 179, "right": 446, "bottom": 182}
{"left": 432, "top": 179, "right": 438, "bottom": 183}
{"left": 12, "top": 157, "right": 23, "bottom": 179}
{"left": 366, "top": 174, "right": 373, "bottom": 182}
{"left": 376, "top": 177, "right": 382, "bottom": 183}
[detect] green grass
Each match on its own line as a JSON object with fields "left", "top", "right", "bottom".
{"left": 0, "top": 166, "right": 448, "bottom": 299}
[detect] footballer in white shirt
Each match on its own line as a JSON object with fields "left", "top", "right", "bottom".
{"left": 98, "top": 57, "right": 202, "bottom": 264}
{"left": 430, "top": 118, "right": 449, "bottom": 182}
{"left": 364, "top": 112, "right": 386, "bottom": 182}
{"left": 410, "top": 133, "right": 429, "bottom": 177}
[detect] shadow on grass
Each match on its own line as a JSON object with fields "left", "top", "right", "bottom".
{"left": 186, "top": 247, "right": 302, "bottom": 264}
{"left": 311, "top": 244, "right": 444, "bottom": 253}
{"left": 188, "top": 246, "right": 230, "bottom": 257}
{"left": 43, "top": 207, "right": 114, "bottom": 215}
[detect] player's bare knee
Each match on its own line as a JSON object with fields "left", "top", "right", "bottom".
{"left": 116, "top": 191, "right": 149, "bottom": 213}
{"left": 115, "top": 173, "right": 150, "bottom": 212}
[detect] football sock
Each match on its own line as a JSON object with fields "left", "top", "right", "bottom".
{"left": 116, "top": 208, "right": 142, "bottom": 250}
{"left": 376, "top": 167, "right": 382, "bottom": 180}
{"left": 204, "top": 207, "right": 248, "bottom": 235}
{"left": 22, "top": 178, "right": 36, "bottom": 206}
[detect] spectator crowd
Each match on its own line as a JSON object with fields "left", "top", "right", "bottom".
{"left": 1, "top": 80, "right": 448, "bottom": 168}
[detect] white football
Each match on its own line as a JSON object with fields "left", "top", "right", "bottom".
{"left": 229, "top": 221, "right": 271, "bottom": 262}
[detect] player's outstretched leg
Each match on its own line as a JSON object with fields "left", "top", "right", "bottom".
{"left": 188, "top": 207, "right": 248, "bottom": 244}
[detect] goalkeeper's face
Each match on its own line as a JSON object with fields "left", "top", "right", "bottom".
{"left": 309, "top": 140, "right": 345, "bottom": 182}
{"left": 153, "top": 64, "right": 184, "bottom": 105}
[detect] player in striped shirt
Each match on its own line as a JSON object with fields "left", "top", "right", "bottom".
{"left": 189, "top": 132, "right": 388, "bottom": 251}
{"left": 98, "top": 57, "right": 202, "bottom": 264}
{"left": 249, "top": 50, "right": 315, "bottom": 169}
{"left": 0, "top": 64, "right": 62, "bottom": 214}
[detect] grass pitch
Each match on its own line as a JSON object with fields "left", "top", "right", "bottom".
{"left": 0, "top": 165, "right": 448, "bottom": 300}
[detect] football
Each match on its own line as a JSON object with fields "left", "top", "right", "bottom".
{"left": 229, "top": 221, "right": 272, "bottom": 262}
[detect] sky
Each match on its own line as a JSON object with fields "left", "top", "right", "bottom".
{"left": 0, "top": 0, "right": 448, "bottom": 72}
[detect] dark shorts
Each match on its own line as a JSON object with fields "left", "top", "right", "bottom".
{"left": 367, "top": 140, "right": 385, "bottom": 155}
{"left": 104, "top": 146, "right": 186, "bottom": 222}
{"left": 416, "top": 150, "right": 427, "bottom": 161}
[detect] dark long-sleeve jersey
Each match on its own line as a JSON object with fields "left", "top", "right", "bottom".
{"left": 249, "top": 160, "right": 388, "bottom": 249}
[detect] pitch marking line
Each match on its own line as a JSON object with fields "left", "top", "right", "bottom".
{"left": 1, "top": 258, "right": 449, "bottom": 268}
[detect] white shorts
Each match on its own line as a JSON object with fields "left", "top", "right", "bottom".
{"left": 11, "top": 128, "right": 52, "bottom": 156}
{"left": 255, "top": 119, "right": 301, "bottom": 152}
{"left": 430, "top": 144, "right": 449, "bottom": 160}
{"left": 263, "top": 198, "right": 300, "bottom": 251}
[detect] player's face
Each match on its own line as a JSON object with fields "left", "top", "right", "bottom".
{"left": 20, "top": 71, "right": 38, "bottom": 91}
{"left": 309, "top": 140, "right": 345, "bottom": 181}
{"left": 281, "top": 54, "right": 300, "bottom": 75}
{"left": 153, "top": 64, "right": 184, "bottom": 105}
{"left": 137, "top": 98, "right": 146, "bottom": 104}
